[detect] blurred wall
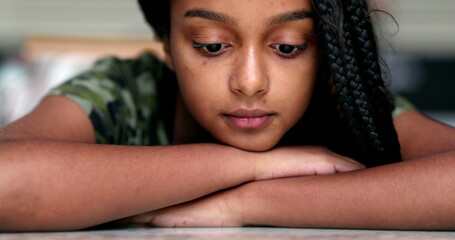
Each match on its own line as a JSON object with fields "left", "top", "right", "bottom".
{"left": 377, "top": 0, "right": 455, "bottom": 55}
{"left": 375, "top": 0, "right": 455, "bottom": 116}
{"left": 0, "top": 0, "right": 153, "bottom": 51}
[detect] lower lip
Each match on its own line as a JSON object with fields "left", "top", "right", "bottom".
{"left": 224, "top": 115, "right": 272, "bottom": 129}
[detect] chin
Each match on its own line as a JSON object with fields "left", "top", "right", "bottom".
{"left": 211, "top": 129, "right": 284, "bottom": 152}
{"left": 223, "top": 138, "right": 278, "bottom": 152}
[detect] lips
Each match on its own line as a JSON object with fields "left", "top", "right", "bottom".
{"left": 223, "top": 109, "right": 275, "bottom": 129}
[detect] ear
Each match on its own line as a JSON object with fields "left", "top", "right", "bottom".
{"left": 163, "top": 38, "right": 175, "bottom": 71}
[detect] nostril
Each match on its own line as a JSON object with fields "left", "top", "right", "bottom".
{"left": 230, "top": 79, "right": 269, "bottom": 97}
{"left": 233, "top": 88, "right": 244, "bottom": 95}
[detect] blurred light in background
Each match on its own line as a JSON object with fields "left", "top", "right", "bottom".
{"left": 0, "top": 0, "right": 454, "bottom": 127}
{"left": 0, "top": 0, "right": 153, "bottom": 51}
{"left": 374, "top": 0, "right": 455, "bottom": 126}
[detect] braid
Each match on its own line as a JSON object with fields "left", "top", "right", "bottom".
{"left": 345, "top": 0, "right": 402, "bottom": 162}
{"left": 313, "top": 0, "right": 373, "bottom": 162}
{"left": 342, "top": 27, "right": 381, "bottom": 155}
{"left": 312, "top": 0, "right": 401, "bottom": 166}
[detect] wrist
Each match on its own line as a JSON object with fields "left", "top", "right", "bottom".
{"left": 227, "top": 145, "right": 258, "bottom": 182}
{"left": 225, "top": 182, "right": 260, "bottom": 227}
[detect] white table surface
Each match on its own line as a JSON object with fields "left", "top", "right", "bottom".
{"left": 2, "top": 227, "right": 455, "bottom": 240}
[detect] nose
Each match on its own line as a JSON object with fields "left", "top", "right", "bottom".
{"left": 229, "top": 47, "right": 269, "bottom": 97}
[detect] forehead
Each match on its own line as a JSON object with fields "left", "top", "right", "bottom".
{"left": 170, "top": 0, "right": 314, "bottom": 22}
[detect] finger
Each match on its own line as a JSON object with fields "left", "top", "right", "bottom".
{"left": 121, "top": 212, "right": 156, "bottom": 225}
{"left": 332, "top": 156, "right": 365, "bottom": 173}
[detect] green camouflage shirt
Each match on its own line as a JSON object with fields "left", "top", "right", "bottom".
{"left": 47, "top": 52, "right": 173, "bottom": 146}
{"left": 47, "top": 52, "right": 413, "bottom": 146}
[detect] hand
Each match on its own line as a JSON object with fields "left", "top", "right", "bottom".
{"left": 252, "top": 146, "right": 365, "bottom": 181}
{"left": 117, "top": 189, "right": 242, "bottom": 227}
{"left": 117, "top": 147, "right": 364, "bottom": 228}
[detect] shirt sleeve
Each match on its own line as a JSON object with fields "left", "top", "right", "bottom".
{"left": 46, "top": 53, "right": 170, "bottom": 146}
{"left": 392, "top": 94, "right": 416, "bottom": 119}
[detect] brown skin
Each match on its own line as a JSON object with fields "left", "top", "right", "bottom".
{"left": 122, "top": 110, "right": 455, "bottom": 230}
{"left": 0, "top": 96, "right": 361, "bottom": 232}
{"left": 1, "top": 0, "right": 455, "bottom": 231}
{"left": 166, "top": 0, "right": 319, "bottom": 151}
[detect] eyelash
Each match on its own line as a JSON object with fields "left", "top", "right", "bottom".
{"left": 270, "top": 44, "right": 308, "bottom": 58}
{"left": 192, "top": 41, "right": 308, "bottom": 58}
{"left": 193, "top": 42, "right": 230, "bottom": 57}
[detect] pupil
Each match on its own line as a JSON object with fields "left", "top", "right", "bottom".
{"left": 207, "top": 44, "right": 222, "bottom": 52}
{"left": 279, "top": 45, "right": 295, "bottom": 54}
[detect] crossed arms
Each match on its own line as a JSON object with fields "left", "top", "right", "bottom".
{"left": 1, "top": 96, "right": 455, "bottom": 231}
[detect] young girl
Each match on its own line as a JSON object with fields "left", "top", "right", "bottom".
{"left": 1, "top": 0, "right": 455, "bottom": 231}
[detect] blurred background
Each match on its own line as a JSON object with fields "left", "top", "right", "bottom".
{"left": 0, "top": 0, "right": 454, "bottom": 128}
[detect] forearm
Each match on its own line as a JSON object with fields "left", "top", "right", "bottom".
{"left": 238, "top": 150, "right": 455, "bottom": 230}
{"left": 0, "top": 140, "right": 253, "bottom": 231}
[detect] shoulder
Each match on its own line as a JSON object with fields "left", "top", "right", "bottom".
{"left": 48, "top": 52, "right": 167, "bottom": 113}
{"left": 46, "top": 52, "right": 171, "bottom": 145}
{"left": 393, "top": 103, "right": 455, "bottom": 160}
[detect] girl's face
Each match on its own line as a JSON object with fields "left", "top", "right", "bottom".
{"left": 166, "top": 0, "right": 318, "bottom": 151}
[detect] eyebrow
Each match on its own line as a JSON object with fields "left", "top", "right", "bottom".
{"left": 267, "top": 10, "right": 315, "bottom": 25}
{"left": 183, "top": 9, "right": 314, "bottom": 26}
{"left": 184, "top": 8, "right": 237, "bottom": 25}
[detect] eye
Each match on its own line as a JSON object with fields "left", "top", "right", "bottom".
{"left": 193, "top": 42, "right": 230, "bottom": 56}
{"left": 271, "top": 44, "right": 308, "bottom": 58}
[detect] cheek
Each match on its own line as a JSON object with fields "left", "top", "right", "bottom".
{"left": 173, "top": 47, "right": 233, "bottom": 102}
{"left": 273, "top": 61, "right": 318, "bottom": 119}
{"left": 174, "top": 57, "right": 224, "bottom": 117}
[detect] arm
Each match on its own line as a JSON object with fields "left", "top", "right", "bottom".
{"left": 242, "top": 110, "right": 452, "bottom": 229}
{"left": 126, "top": 151, "right": 455, "bottom": 230}
{"left": 0, "top": 96, "right": 362, "bottom": 231}
{"left": 130, "top": 110, "right": 455, "bottom": 230}
{"left": 0, "top": 97, "right": 255, "bottom": 231}
{"left": 238, "top": 151, "right": 455, "bottom": 230}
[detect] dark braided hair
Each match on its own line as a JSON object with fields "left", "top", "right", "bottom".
{"left": 137, "top": 0, "right": 402, "bottom": 167}
{"left": 312, "top": 0, "right": 401, "bottom": 166}
{"left": 344, "top": 0, "right": 402, "bottom": 163}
